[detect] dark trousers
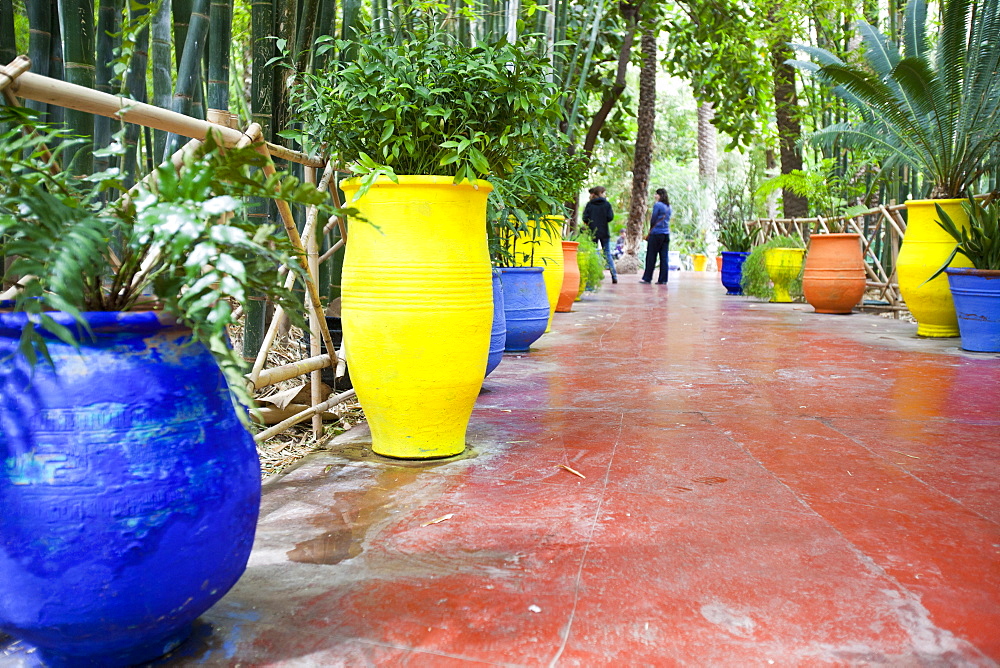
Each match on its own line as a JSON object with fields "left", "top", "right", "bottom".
{"left": 642, "top": 233, "right": 670, "bottom": 284}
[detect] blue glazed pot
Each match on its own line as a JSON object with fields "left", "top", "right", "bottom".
{"left": 721, "top": 251, "right": 750, "bottom": 295}
{"left": 500, "top": 267, "right": 548, "bottom": 352}
{"left": 945, "top": 268, "right": 1000, "bottom": 352}
{"left": 485, "top": 268, "right": 506, "bottom": 376}
{"left": 0, "top": 311, "right": 260, "bottom": 667}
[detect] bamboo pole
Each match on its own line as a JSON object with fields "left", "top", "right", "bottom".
{"left": 253, "top": 388, "right": 356, "bottom": 443}
{"left": 251, "top": 353, "right": 333, "bottom": 389}
{"left": 4, "top": 65, "right": 323, "bottom": 167}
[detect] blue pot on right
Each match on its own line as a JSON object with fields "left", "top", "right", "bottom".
{"left": 485, "top": 268, "right": 506, "bottom": 376}
{"left": 945, "top": 268, "right": 1000, "bottom": 352}
{"left": 500, "top": 267, "right": 549, "bottom": 352}
{"left": 721, "top": 251, "right": 750, "bottom": 295}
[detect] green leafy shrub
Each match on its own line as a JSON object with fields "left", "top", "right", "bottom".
{"left": 740, "top": 235, "right": 805, "bottom": 301}
{"left": 288, "top": 27, "right": 561, "bottom": 189}
{"left": 573, "top": 231, "right": 604, "bottom": 293}
{"left": 928, "top": 195, "right": 1000, "bottom": 278}
{"left": 715, "top": 181, "right": 755, "bottom": 253}
{"left": 0, "top": 107, "right": 342, "bottom": 411}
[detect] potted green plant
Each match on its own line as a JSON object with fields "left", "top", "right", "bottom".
{"left": 791, "top": 0, "right": 1000, "bottom": 335}
{"left": 715, "top": 183, "right": 756, "bottom": 295}
{"left": 927, "top": 195, "right": 1000, "bottom": 352}
{"left": 741, "top": 235, "right": 806, "bottom": 302}
{"left": 287, "top": 10, "right": 560, "bottom": 458}
{"left": 0, "top": 109, "right": 337, "bottom": 666}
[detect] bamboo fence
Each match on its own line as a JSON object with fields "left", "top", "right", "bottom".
{"left": 1, "top": 54, "right": 352, "bottom": 443}
{"left": 747, "top": 203, "right": 909, "bottom": 313}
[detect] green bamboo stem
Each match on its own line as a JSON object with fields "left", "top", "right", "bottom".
{"left": 294, "top": 0, "right": 320, "bottom": 73}
{"left": 172, "top": 0, "right": 192, "bottom": 69}
{"left": 272, "top": 0, "right": 297, "bottom": 141}
{"left": 0, "top": 0, "right": 16, "bottom": 67}
{"left": 341, "top": 0, "right": 360, "bottom": 59}
{"left": 122, "top": 1, "right": 151, "bottom": 187}
{"left": 245, "top": 0, "right": 276, "bottom": 361}
{"left": 151, "top": 0, "right": 173, "bottom": 159}
{"left": 163, "top": 0, "right": 209, "bottom": 159}
{"left": 26, "top": 0, "right": 53, "bottom": 120}
{"left": 57, "top": 0, "right": 96, "bottom": 174}
{"left": 94, "top": 0, "right": 123, "bottom": 176}
{"left": 207, "top": 0, "right": 232, "bottom": 111}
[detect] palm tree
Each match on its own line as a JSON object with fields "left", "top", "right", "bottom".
{"left": 622, "top": 24, "right": 657, "bottom": 268}
{"left": 792, "top": 0, "right": 1000, "bottom": 198}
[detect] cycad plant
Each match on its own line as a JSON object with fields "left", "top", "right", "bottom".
{"left": 791, "top": 0, "right": 1000, "bottom": 198}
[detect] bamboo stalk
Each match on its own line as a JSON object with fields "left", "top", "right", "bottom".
{"left": 318, "top": 238, "right": 344, "bottom": 264}
{"left": 251, "top": 353, "right": 334, "bottom": 390}
{"left": 0, "top": 0, "right": 16, "bottom": 70}
{"left": 307, "top": 196, "right": 323, "bottom": 438}
{"left": 57, "top": 0, "right": 96, "bottom": 173}
{"left": 252, "top": 403, "right": 338, "bottom": 425}
{"left": 94, "top": 0, "right": 123, "bottom": 176}
{"left": 207, "top": 0, "right": 233, "bottom": 112}
{"left": 253, "top": 388, "right": 355, "bottom": 442}
{"left": 122, "top": 1, "right": 151, "bottom": 187}
{"left": 25, "top": 0, "right": 52, "bottom": 120}
{"left": 164, "top": 0, "right": 210, "bottom": 159}
{"left": 6, "top": 70, "right": 320, "bottom": 166}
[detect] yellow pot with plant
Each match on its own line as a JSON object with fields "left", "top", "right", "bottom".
{"left": 897, "top": 199, "right": 972, "bottom": 337}
{"left": 341, "top": 177, "right": 493, "bottom": 459}
{"left": 507, "top": 216, "right": 564, "bottom": 332}
{"left": 764, "top": 248, "right": 806, "bottom": 302}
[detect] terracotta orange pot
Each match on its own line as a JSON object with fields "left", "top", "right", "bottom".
{"left": 802, "top": 233, "right": 867, "bottom": 314}
{"left": 715, "top": 256, "right": 723, "bottom": 272}
{"left": 556, "top": 241, "right": 580, "bottom": 312}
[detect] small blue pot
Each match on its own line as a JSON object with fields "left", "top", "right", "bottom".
{"left": 500, "top": 267, "right": 548, "bottom": 352}
{"left": 485, "top": 268, "right": 506, "bottom": 376}
{"left": 0, "top": 311, "right": 260, "bottom": 667}
{"left": 721, "top": 251, "right": 750, "bottom": 295}
{"left": 945, "top": 268, "right": 1000, "bottom": 352}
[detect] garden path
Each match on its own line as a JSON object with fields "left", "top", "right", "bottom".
{"left": 172, "top": 272, "right": 999, "bottom": 665}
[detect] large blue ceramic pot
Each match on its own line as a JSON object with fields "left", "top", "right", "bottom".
{"left": 945, "top": 268, "right": 1000, "bottom": 352}
{"left": 485, "top": 268, "right": 506, "bottom": 376}
{"left": 0, "top": 311, "right": 260, "bottom": 667}
{"left": 721, "top": 251, "right": 750, "bottom": 295}
{"left": 500, "top": 267, "right": 549, "bottom": 352}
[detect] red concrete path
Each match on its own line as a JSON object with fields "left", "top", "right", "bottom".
{"left": 10, "top": 272, "right": 997, "bottom": 666}
{"left": 179, "top": 273, "right": 998, "bottom": 665}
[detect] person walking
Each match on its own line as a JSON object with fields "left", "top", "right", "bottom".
{"left": 640, "top": 188, "right": 672, "bottom": 285}
{"left": 582, "top": 186, "right": 618, "bottom": 284}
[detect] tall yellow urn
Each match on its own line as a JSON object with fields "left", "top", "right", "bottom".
{"left": 898, "top": 199, "right": 972, "bottom": 337}
{"left": 340, "top": 176, "right": 493, "bottom": 459}
{"left": 508, "top": 216, "right": 564, "bottom": 332}
{"left": 764, "top": 248, "right": 806, "bottom": 302}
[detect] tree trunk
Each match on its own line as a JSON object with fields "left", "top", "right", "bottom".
{"left": 697, "top": 101, "right": 717, "bottom": 186}
{"left": 582, "top": 0, "right": 640, "bottom": 158}
{"left": 771, "top": 9, "right": 807, "bottom": 218}
{"left": 622, "top": 25, "right": 656, "bottom": 269}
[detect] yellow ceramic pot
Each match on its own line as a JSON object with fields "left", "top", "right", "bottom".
{"left": 340, "top": 176, "right": 493, "bottom": 459}
{"left": 898, "top": 199, "right": 972, "bottom": 337}
{"left": 692, "top": 253, "right": 708, "bottom": 272}
{"left": 764, "top": 248, "right": 806, "bottom": 302}
{"left": 507, "top": 216, "right": 564, "bottom": 332}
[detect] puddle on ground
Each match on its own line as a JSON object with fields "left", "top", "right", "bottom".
{"left": 287, "top": 527, "right": 362, "bottom": 565}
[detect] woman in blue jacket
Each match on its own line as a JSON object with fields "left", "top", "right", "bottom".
{"left": 640, "top": 188, "right": 672, "bottom": 285}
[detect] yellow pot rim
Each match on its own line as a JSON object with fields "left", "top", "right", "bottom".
{"left": 904, "top": 197, "right": 968, "bottom": 207}
{"left": 340, "top": 175, "right": 494, "bottom": 194}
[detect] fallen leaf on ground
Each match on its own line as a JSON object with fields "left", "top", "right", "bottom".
{"left": 421, "top": 513, "right": 454, "bottom": 527}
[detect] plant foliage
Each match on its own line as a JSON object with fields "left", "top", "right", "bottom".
{"left": 928, "top": 195, "right": 1000, "bottom": 278}
{"left": 715, "top": 180, "right": 755, "bottom": 252}
{"left": 790, "top": 0, "right": 1000, "bottom": 198}
{"left": 0, "top": 107, "right": 342, "bottom": 412}
{"left": 571, "top": 230, "right": 605, "bottom": 293}
{"left": 740, "top": 234, "right": 805, "bottom": 301}
{"left": 288, "top": 23, "right": 561, "bottom": 191}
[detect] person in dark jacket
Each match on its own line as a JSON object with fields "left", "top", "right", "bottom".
{"left": 582, "top": 186, "right": 618, "bottom": 283}
{"left": 640, "top": 188, "right": 672, "bottom": 285}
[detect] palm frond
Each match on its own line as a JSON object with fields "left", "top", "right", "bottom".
{"left": 857, "top": 22, "right": 900, "bottom": 78}
{"left": 903, "top": 0, "right": 928, "bottom": 60}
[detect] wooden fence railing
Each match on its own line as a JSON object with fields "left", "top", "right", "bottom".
{"left": 747, "top": 203, "right": 909, "bottom": 312}
{"left": 1, "top": 55, "right": 352, "bottom": 443}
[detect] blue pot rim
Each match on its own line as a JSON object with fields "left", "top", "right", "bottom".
{"left": 0, "top": 307, "right": 180, "bottom": 338}
{"left": 499, "top": 266, "right": 544, "bottom": 274}
{"left": 721, "top": 251, "right": 751, "bottom": 257}
{"left": 945, "top": 268, "right": 1000, "bottom": 279}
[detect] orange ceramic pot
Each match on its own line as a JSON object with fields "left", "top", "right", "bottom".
{"left": 556, "top": 241, "right": 580, "bottom": 312}
{"left": 802, "top": 233, "right": 867, "bottom": 314}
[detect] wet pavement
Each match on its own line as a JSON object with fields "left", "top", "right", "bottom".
{"left": 7, "top": 272, "right": 1000, "bottom": 666}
